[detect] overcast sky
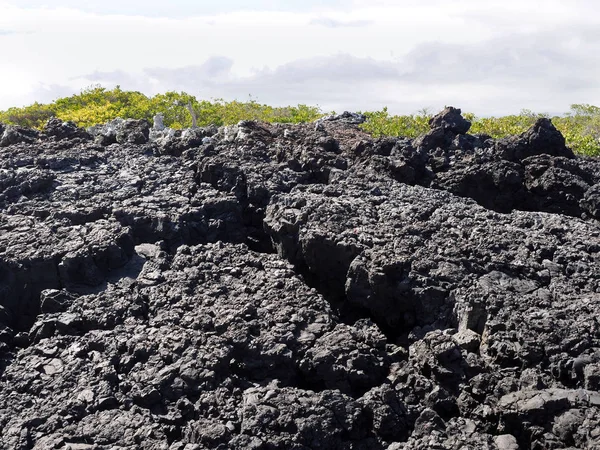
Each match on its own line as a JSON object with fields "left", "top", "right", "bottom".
{"left": 1, "top": 0, "right": 599, "bottom": 116}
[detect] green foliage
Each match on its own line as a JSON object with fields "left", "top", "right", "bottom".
{"left": 187, "top": 97, "right": 324, "bottom": 128}
{"left": 148, "top": 91, "right": 198, "bottom": 128}
{"left": 360, "top": 105, "right": 600, "bottom": 157}
{"left": 0, "top": 102, "right": 55, "bottom": 128}
{"left": 0, "top": 85, "right": 324, "bottom": 130}
{"left": 52, "top": 85, "right": 154, "bottom": 126}
{"left": 1, "top": 86, "right": 599, "bottom": 157}
{"left": 553, "top": 104, "right": 600, "bottom": 157}
{"left": 469, "top": 112, "right": 540, "bottom": 138}
{"left": 360, "top": 107, "right": 431, "bottom": 138}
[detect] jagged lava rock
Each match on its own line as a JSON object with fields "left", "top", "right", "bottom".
{"left": 0, "top": 108, "right": 600, "bottom": 449}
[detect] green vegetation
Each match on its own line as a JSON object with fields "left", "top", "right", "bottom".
{"left": 1, "top": 85, "right": 599, "bottom": 156}
{"left": 0, "top": 85, "right": 324, "bottom": 130}
{"left": 361, "top": 105, "right": 600, "bottom": 157}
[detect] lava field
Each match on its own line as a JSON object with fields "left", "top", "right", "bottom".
{"left": 1, "top": 108, "right": 600, "bottom": 449}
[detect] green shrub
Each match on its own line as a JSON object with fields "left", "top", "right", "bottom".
{"left": 1, "top": 86, "right": 599, "bottom": 157}
{"left": 360, "top": 107, "right": 431, "bottom": 138}
{"left": 359, "top": 105, "right": 600, "bottom": 157}
{"left": 0, "top": 102, "right": 55, "bottom": 128}
{"left": 0, "top": 86, "right": 323, "bottom": 130}
{"left": 554, "top": 104, "right": 600, "bottom": 157}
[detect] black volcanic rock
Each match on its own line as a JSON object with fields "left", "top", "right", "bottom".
{"left": 1, "top": 109, "right": 600, "bottom": 449}
{"left": 413, "top": 106, "right": 471, "bottom": 153}
{"left": 429, "top": 106, "right": 471, "bottom": 135}
{"left": 43, "top": 117, "right": 91, "bottom": 142}
{"left": 495, "top": 118, "right": 575, "bottom": 161}
{"left": 0, "top": 124, "right": 39, "bottom": 147}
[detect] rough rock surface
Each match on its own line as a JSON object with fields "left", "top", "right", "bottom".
{"left": 1, "top": 110, "right": 600, "bottom": 449}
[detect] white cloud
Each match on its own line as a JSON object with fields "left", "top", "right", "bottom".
{"left": 0, "top": 0, "right": 599, "bottom": 115}
{"left": 8, "top": 0, "right": 350, "bottom": 18}
{"left": 309, "top": 17, "right": 373, "bottom": 28}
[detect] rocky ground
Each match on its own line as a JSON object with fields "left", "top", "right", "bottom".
{"left": 0, "top": 108, "right": 599, "bottom": 449}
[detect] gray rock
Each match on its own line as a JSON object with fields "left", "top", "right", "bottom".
{"left": 87, "top": 118, "right": 150, "bottom": 145}
{"left": 584, "top": 363, "right": 600, "bottom": 390}
{"left": 153, "top": 113, "right": 165, "bottom": 131}
{"left": 317, "top": 111, "right": 367, "bottom": 125}
{"left": 1, "top": 108, "right": 600, "bottom": 449}
{"left": 452, "top": 329, "right": 481, "bottom": 352}
{"left": 494, "top": 434, "right": 519, "bottom": 450}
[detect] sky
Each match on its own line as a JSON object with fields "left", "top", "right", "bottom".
{"left": 0, "top": 0, "right": 599, "bottom": 116}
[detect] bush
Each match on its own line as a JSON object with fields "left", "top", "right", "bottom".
{"left": 360, "top": 107, "right": 431, "bottom": 138}
{"left": 0, "top": 86, "right": 324, "bottom": 130}
{"left": 1, "top": 86, "right": 599, "bottom": 157}
{"left": 359, "top": 106, "right": 600, "bottom": 157}
{"left": 0, "top": 102, "right": 55, "bottom": 129}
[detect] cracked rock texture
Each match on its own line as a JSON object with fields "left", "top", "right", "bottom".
{"left": 1, "top": 108, "right": 600, "bottom": 449}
